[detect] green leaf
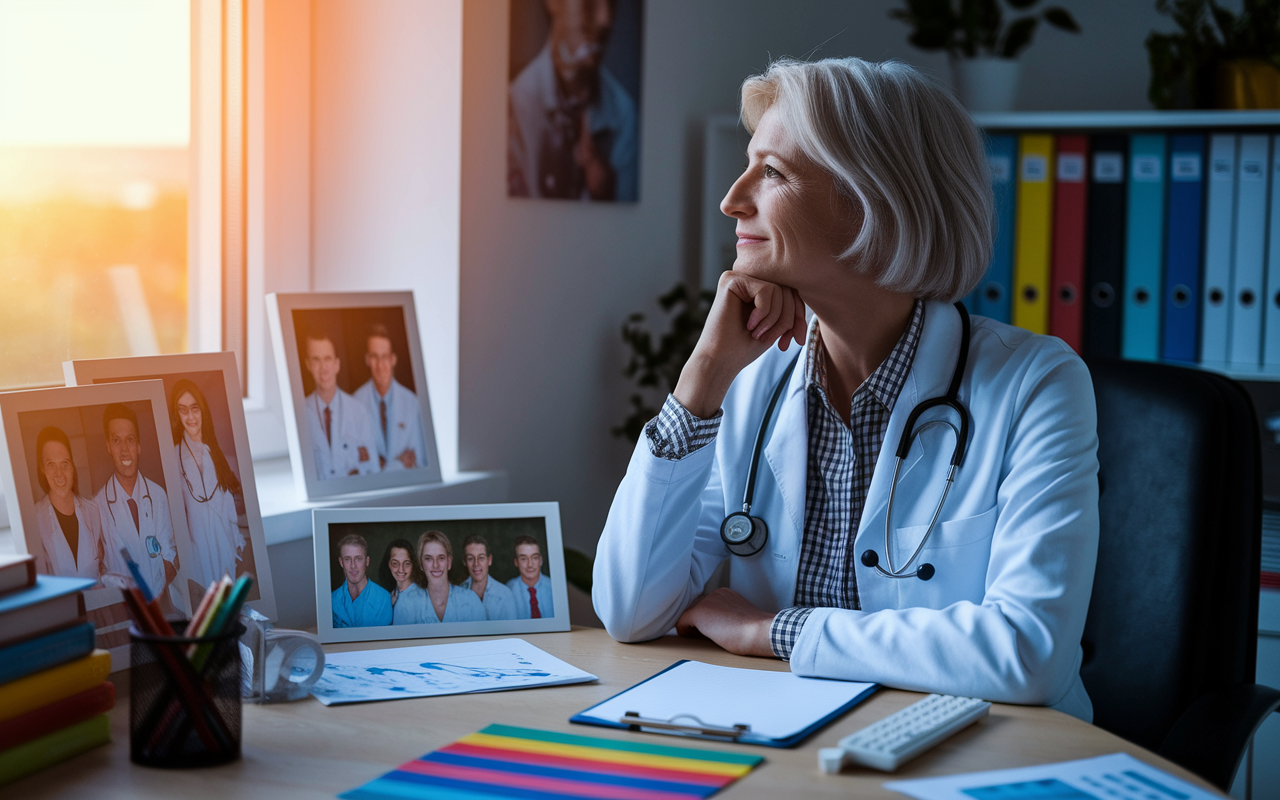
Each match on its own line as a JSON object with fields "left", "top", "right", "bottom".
{"left": 1002, "top": 16, "right": 1038, "bottom": 58}
{"left": 1042, "top": 7, "right": 1080, "bottom": 33}
{"left": 563, "top": 547, "right": 594, "bottom": 594}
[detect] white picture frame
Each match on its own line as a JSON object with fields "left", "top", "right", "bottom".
{"left": 0, "top": 380, "right": 195, "bottom": 668}
{"left": 266, "top": 291, "right": 442, "bottom": 500}
{"left": 64, "top": 352, "right": 277, "bottom": 621}
{"left": 313, "top": 502, "right": 569, "bottom": 644}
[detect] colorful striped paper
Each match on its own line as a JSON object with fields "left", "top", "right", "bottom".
{"left": 340, "top": 724, "right": 764, "bottom": 800}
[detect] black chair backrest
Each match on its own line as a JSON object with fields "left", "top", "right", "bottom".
{"left": 1081, "top": 359, "right": 1262, "bottom": 751}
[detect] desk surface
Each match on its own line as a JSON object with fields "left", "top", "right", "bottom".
{"left": 16, "top": 627, "right": 1225, "bottom": 799}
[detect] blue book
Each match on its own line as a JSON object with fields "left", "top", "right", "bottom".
{"left": 976, "top": 135, "right": 1017, "bottom": 323}
{"left": 1229, "top": 134, "right": 1272, "bottom": 366}
{"left": 0, "top": 575, "right": 95, "bottom": 647}
{"left": 0, "top": 621, "right": 95, "bottom": 685}
{"left": 1201, "top": 134, "right": 1238, "bottom": 364}
{"left": 1161, "top": 135, "right": 1206, "bottom": 362}
{"left": 1122, "top": 134, "right": 1168, "bottom": 361}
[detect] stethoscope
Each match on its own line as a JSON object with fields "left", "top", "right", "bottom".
{"left": 720, "top": 302, "right": 972, "bottom": 583}
{"left": 180, "top": 437, "right": 215, "bottom": 504}
{"left": 105, "top": 474, "right": 161, "bottom": 558}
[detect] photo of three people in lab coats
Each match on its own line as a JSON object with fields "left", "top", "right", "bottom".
{"left": 327, "top": 520, "right": 556, "bottom": 631}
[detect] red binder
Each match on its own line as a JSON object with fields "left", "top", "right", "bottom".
{"left": 1050, "top": 135, "right": 1090, "bottom": 353}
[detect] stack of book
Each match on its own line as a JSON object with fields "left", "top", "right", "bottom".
{"left": 966, "top": 124, "right": 1280, "bottom": 371}
{"left": 0, "top": 555, "right": 114, "bottom": 786}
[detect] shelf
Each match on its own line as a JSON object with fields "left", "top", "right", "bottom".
{"left": 973, "top": 110, "right": 1280, "bottom": 130}
{"left": 1181, "top": 361, "right": 1280, "bottom": 383}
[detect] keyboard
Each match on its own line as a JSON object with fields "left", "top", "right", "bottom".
{"left": 818, "top": 694, "right": 991, "bottom": 773}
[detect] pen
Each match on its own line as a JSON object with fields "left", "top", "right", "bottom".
{"left": 119, "top": 546, "right": 155, "bottom": 604}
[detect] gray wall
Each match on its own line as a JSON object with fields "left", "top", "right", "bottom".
{"left": 458, "top": 0, "right": 1169, "bottom": 556}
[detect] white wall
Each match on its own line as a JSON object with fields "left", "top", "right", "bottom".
{"left": 311, "top": 0, "right": 463, "bottom": 476}
{"left": 457, "top": 0, "right": 1169, "bottom": 555}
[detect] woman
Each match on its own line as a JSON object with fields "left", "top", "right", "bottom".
{"left": 593, "top": 58, "right": 1099, "bottom": 721}
{"left": 393, "top": 531, "right": 485, "bottom": 624}
{"left": 33, "top": 426, "right": 108, "bottom": 580}
{"left": 383, "top": 538, "right": 429, "bottom": 624}
{"left": 171, "top": 379, "right": 245, "bottom": 587}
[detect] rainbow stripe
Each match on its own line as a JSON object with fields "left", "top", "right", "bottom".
{"left": 340, "top": 724, "right": 764, "bottom": 800}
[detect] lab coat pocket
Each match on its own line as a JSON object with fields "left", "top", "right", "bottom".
{"left": 892, "top": 505, "right": 996, "bottom": 609}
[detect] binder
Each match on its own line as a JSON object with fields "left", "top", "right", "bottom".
{"left": 1085, "top": 135, "right": 1128, "bottom": 358}
{"left": 1050, "top": 135, "right": 1089, "bottom": 352}
{"left": 1014, "top": 134, "right": 1055, "bottom": 333}
{"left": 570, "top": 660, "right": 878, "bottom": 748}
{"left": 1162, "top": 134, "right": 1206, "bottom": 363}
{"left": 1230, "top": 134, "right": 1272, "bottom": 366}
{"left": 1121, "top": 134, "right": 1168, "bottom": 361}
{"left": 1264, "top": 134, "right": 1280, "bottom": 366}
{"left": 1201, "top": 134, "right": 1238, "bottom": 365}
{"left": 978, "top": 134, "right": 1017, "bottom": 323}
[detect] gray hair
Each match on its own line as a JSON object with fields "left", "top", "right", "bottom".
{"left": 740, "top": 58, "right": 993, "bottom": 302}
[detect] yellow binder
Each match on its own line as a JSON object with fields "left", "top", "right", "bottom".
{"left": 1014, "top": 134, "right": 1055, "bottom": 333}
{"left": 0, "top": 649, "right": 110, "bottom": 723}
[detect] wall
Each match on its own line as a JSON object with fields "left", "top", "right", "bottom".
{"left": 458, "top": 0, "right": 1170, "bottom": 555}
{"left": 310, "top": 0, "right": 463, "bottom": 476}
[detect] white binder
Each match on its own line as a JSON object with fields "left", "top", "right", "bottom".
{"left": 1264, "top": 135, "right": 1280, "bottom": 366}
{"left": 1229, "top": 134, "right": 1271, "bottom": 366}
{"left": 1201, "top": 134, "right": 1238, "bottom": 365}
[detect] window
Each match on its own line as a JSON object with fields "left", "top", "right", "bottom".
{"left": 0, "top": 0, "right": 192, "bottom": 389}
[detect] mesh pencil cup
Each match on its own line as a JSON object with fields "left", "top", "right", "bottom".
{"left": 129, "top": 621, "right": 244, "bottom": 767}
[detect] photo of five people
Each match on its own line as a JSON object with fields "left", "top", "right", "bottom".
{"left": 80, "top": 369, "right": 262, "bottom": 609}
{"left": 328, "top": 518, "right": 555, "bottom": 629}
{"left": 291, "top": 307, "right": 430, "bottom": 482}
{"left": 18, "top": 399, "right": 186, "bottom": 614}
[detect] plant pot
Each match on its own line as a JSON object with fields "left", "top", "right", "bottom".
{"left": 1216, "top": 59, "right": 1280, "bottom": 109}
{"left": 950, "top": 56, "right": 1022, "bottom": 113}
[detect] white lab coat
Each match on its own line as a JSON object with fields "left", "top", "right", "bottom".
{"left": 593, "top": 301, "right": 1100, "bottom": 721}
{"left": 176, "top": 438, "right": 245, "bottom": 587}
{"left": 305, "top": 389, "right": 379, "bottom": 479}
{"left": 96, "top": 473, "right": 177, "bottom": 600}
{"left": 35, "top": 493, "right": 107, "bottom": 580}
{"left": 352, "top": 379, "right": 427, "bottom": 471}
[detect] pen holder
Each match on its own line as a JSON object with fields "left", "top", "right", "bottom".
{"left": 129, "top": 621, "right": 244, "bottom": 768}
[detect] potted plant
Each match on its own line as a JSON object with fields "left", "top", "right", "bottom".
{"left": 1146, "top": 0, "right": 1280, "bottom": 109}
{"left": 890, "top": 0, "right": 1081, "bottom": 112}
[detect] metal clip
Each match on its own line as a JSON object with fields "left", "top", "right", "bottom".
{"left": 620, "top": 711, "right": 751, "bottom": 739}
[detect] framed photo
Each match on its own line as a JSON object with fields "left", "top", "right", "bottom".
{"left": 0, "top": 380, "right": 195, "bottom": 666}
{"left": 313, "top": 502, "right": 569, "bottom": 644}
{"left": 64, "top": 352, "right": 277, "bottom": 620}
{"left": 267, "top": 291, "right": 442, "bottom": 500}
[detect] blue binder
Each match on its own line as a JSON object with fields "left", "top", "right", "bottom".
{"left": 1201, "top": 134, "right": 1238, "bottom": 365}
{"left": 1122, "top": 134, "right": 1168, "bottom": 361}
{"left": 1229, "top": 134, "right": 1271, "bottom": 366}
{"left": 1161, "top": 134, "right": 1206, "bottom": 363}
{"left": 977, "top": 134, "right": 1017, "bottom": 323}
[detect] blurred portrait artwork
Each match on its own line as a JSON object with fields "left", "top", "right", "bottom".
{"left": 313, "top": 503, "right": 569, "bottom": 644}
{"left": 507, "top": 0, "right": 643, "bottom": 201}
{"left": 0, "top": 380, "right": 194, "bottom": 665}
{"left": 64, "top": 352, "right": 277, "bottom": 620}
{"left": 267, "top": 292, "right": 442, "bottom": 501}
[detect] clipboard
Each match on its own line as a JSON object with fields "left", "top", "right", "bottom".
{"left": 569, "top": 659, "right": 878, "bottom": 748}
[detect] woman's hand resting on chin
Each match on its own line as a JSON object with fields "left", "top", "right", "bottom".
{"left": 673, "top": 271, "right": 808, "bottom": 419}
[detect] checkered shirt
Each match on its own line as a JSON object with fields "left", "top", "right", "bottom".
{"left": 645, "top": 300, "right": 925, "bottom": 660}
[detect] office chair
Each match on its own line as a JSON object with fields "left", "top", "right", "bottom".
{"left": 1081, "top": 359, "right": 1280, "bottom": 793}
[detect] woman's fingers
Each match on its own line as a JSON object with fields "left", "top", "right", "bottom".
{"left": 782, "top": 287, "right": 808, "bottom": 351}
{"left": 723, "top": 273, "right": 789, "bottom": 343}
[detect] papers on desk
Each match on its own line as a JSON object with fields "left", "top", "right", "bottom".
{"left": 310, "top": 638, "right": 597, "bottom": 706}
{"left": 884, "top": 752, "right": 1220, "bottom": 800}
{"left": 571, "top": 659, "right": 877, "bottom": 748}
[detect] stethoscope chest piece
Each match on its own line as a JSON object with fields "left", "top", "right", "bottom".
{"left": 720, "top": 512, "right": 768, "bottom": 557}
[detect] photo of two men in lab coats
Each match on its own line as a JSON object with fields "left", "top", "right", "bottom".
{"left": 270, "top": 293, "right": 442, "bottom": 501}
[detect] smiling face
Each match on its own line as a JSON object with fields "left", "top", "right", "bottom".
{"left": 420, "top": 540, "right": 451, "bottom": 588}
{"left": 304, "top": 337, "right": 340, "bottom": 395}
{"left": 176, "top": 391, "right": 203, "bottom": 442}
{"left": 388, "top": 545, "right": 414, "bottom": 590}
{"left": 40, "top": 439, "right": 75, "bottom": 500}
{"left": 720, "top": 106, "right": 860, "bottom": 297}
{"left": 464, "top": 543, "right": 491, "bottom": 584}
{"left": 515, "top": 543, "right": 543, "bottom": 584}
{"left": 545, "top": 0, "right": 614, "bottom": 107}
{"left": 339, "top": 543, "right": 369, "bottom": 587}
{"left": 106, "top": 417, "right": 140, "bottom": 482}
{"left": 365, "top": 335, "right": 396, "bottom": 395}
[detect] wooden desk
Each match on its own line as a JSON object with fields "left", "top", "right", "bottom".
{"left": 15, "top": 627, "right": 1225, "bottom": 799}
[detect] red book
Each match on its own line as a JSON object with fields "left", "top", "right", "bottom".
{"left": 1050, "top": 135, "right": 1090, "bottom": 353}
{"left": 0, "top": 681, "right": 115, "bottom": 751}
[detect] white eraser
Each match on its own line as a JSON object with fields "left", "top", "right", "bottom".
{"left": 818, "top": 747, "right": 847, "bottom": 774}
